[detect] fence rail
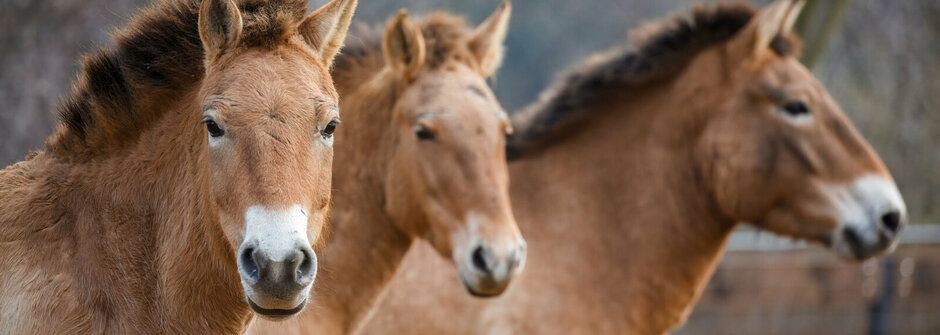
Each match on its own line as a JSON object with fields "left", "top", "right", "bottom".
{"left": 677, "top": 224, "right": 940, "bottom": 335}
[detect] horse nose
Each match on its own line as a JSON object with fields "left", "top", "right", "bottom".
{"left": 239, "top": 244, "right": 317, "bottom": 292}
{"left": 461, "top": 240, "right": 526, "bottom": 297}
{"left": 471, "top": 242, "right": 526, "bottom": 278}
{"left": 880, "top": 210, "right": 903, "bottom": 234}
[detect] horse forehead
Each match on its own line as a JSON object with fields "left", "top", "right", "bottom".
{"left": 219, "top": 66, "right": 330, "bottom": 109}
{"left": 227, "top": 48, "right": 329, "bottom": 86}
{"left": 758, "top": 58, "right": 818, "bottom": 89}
{"left": 410, "top": 97, "right": 501, "bottom": 131}
{"left": 416, "top": 72, "right": 497, "bottom": 108}
{"left": 432, "top": 64, "right": 486, "bottom": 87}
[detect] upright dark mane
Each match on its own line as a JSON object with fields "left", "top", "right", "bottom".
{"left": 507, "top": 3, "right": 759, "bottom": 159}
{"left": 46, "top": 0, "right": 310, "bottom": 158}
{"left": 333, "top": 12, "right": 480, "bottom": 87}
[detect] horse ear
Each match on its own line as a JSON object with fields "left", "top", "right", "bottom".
{"left": 728, "top": 0, "right": 805, "bottom": 60}
{"left": 299, "top": 0, "right": 358, "bottom": 67}
{"left": 468, "top": 1, "right": 512, "bottom": 77}
{"left": 199, "top": 0, "right": 243, "bottom": 64}
{"left": 382, "top": 10, "right": 426, "bottom": 79}
{"left": 781, "top": 0, "right": 806, "bottom": 35}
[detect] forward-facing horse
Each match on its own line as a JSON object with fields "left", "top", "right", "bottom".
{"left": 249, "top": 4, "right": 523, "bottom": 334}
{"left": 0, "top": 0, "right": 356, "bottom": 332}
{"left": 362, "top": 1, "right": 907, "bottom": 333}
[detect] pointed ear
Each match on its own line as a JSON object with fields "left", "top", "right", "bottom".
{"left": 727, "top": 0, "right": 805, "bottom": 60}
{"left": 468, "top": 1, "right": 512, "bottom": 77}
{"left": 199, "top": 0, "right": 243, "bottom": 64}
{"left": 299, "top": 0, "right": 358, "bottom": 67}
{"left": 781, "top": 0, "right": 806, "bottom": 35}
{"left": 382, "top": 10, "right": 426, "bottom": 79}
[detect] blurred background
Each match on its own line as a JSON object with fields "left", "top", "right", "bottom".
{"left": 1, "top": 0, "right": 937, "bottom": 333}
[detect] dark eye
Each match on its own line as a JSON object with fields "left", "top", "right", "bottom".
{"left": 415, "top": 125, "right": 435, "bottom": 141}
{"left": 782, "top": 101, "right": 810, "bottom": 116}
{"left": 204, "top": 118, "right": 225, "bottom": 138}
{"left": 321, "top": 119, "right": 339, "bottom": 138}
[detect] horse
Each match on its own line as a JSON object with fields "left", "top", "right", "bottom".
{"left": 247, "top": 4, "right": 524, "bottom": 334}
{"left": 360, "top": 1, "right": 907, "bottom": 334}
{"left": 0, "top": 0, "right": 356, "bottom": 332}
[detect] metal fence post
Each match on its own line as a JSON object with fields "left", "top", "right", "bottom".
{"left": 869, "top": 257, "right": 895, "bottom": 335}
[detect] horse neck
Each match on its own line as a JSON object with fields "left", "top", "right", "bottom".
{"left": 304, "top": 71, "right": 414, "bottom": 333}
{"left": 152, "top": 95, "right": 247, "bottom": 331}
{"left": 510, "top": 82, "right": 736, "bottom": 331}
{"left": 62, "top": 87, "right": 247, "bottom": 332}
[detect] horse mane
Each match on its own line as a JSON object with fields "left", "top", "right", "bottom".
{"left": 46, "top": 0, "right": 311, "bottom": 159}
{"left": 507, "top": 3, "right": 796, "bottom": 159}
{"left": 333, "top": 12, "right": 481, "bottom": 88}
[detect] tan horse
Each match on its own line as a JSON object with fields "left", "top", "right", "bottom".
{"left": 361, "top": 1, "right": 908, "bottom": 334}
{"left": 0, "top": 0, "right": 357, "bottom": 333}
{"left": 248, "top": 4, "right": 524, "bottom": 334}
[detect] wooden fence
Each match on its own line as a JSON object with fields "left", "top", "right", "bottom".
{"left": 676, "top": 225, "right": 940, "bottom": 335}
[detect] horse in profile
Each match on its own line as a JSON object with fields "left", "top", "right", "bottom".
{"left": 0, "top": 0, "right": 356, "bottom": 332}
{"left": 363, "top": 0, "right": 907, "bottom": 333}
{"left": 249, "top": 3, "right": 523, "bottom": 334}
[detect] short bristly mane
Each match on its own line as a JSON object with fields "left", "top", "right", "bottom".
{"left": 46, "top": 0, "right": 311, "bottom": 159}
{"left": 508, "top": 3, "right": 788, "bottom": 159}
{"left": 333, "top": 12, "right": 482, "bottom": 88}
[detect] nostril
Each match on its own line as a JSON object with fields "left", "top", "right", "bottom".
{"left": 472, "top": 246, "right": 491, "bottom": 274}
{"left": 843, "top": 227, "right": 862, "bottom": 249}
{"left": 239, "top": 247, "right": 259, "bottom": 281}
{"left": 296, "top": 249, "right": 315, "bottom": 278}
{"left": 287, "top": 247, "right": 316, "bottom": 287}
{"left": 881, "top": 211, "right": 902, "bottom": 233}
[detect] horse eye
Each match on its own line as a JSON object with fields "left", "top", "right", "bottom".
{"left": 415, "top": 125, "right": 435, "bottom": 141}
{"left": 204, "top": 119, "right": 225, "bottom": 138}
{"left": 321, "top": 119, "right": 339, "bottom": 138}
{"left": 782, "top": 101, "right": 810, "bottom": 116}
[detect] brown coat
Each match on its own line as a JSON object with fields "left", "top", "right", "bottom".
{"left": 361, "top": 1, "right": 906, "bottom": 334}
{"left": 249, "top": 5, "right": 525, "bottom": 335}
{"left": 0, "top": 0, "right": 357, "bottom": 332}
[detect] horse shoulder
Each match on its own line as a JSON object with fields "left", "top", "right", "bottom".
{"left": 0, "top": 155, "right": 95, "bottom": 332}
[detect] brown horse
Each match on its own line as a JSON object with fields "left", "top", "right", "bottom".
{"left": 361, "top": 1, "right": 908, "bottom": 334}
{"left": 247, "top": 4, "right": 523, "bottom": 334}
{"left": 0, "top": 0, "right": 356, "bottom": 332}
